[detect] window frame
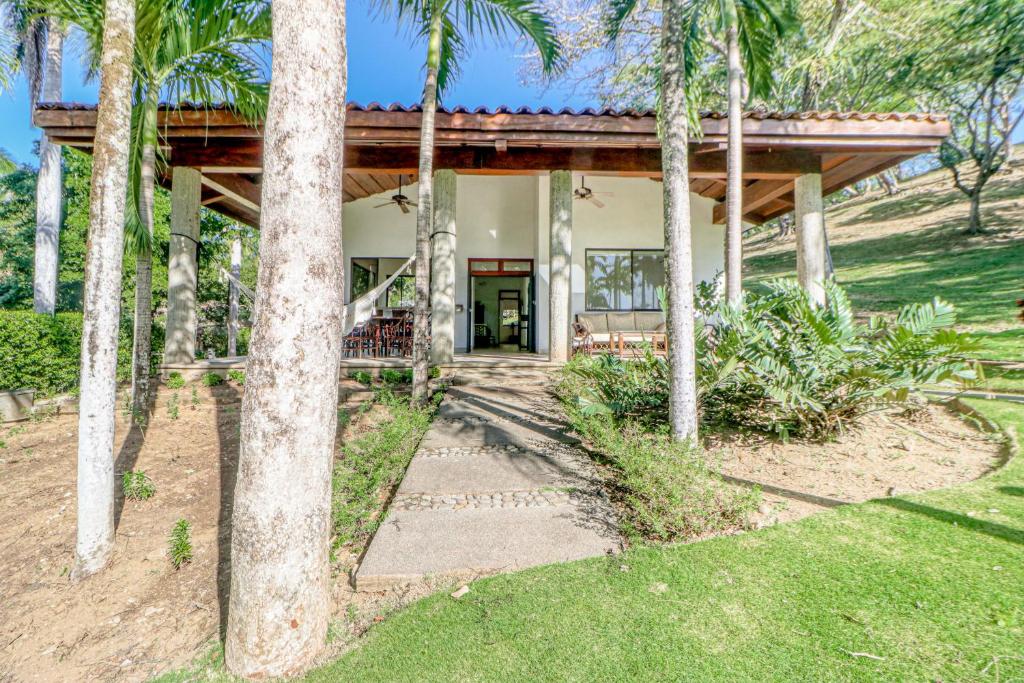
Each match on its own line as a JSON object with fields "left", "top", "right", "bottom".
{"left": 584, "top": 248, "right": 665, "bottom": 312}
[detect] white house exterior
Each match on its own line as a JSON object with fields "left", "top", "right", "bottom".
{"left": 342, "top": 174, "right": 722, "bottom": 355}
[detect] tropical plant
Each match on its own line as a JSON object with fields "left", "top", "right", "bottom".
{"left": 2, "top": 2, "right": 64, "bottom": 314}
{"left": 377, "top": 0, "right": 561, "bottom": 404}
{"left": 565, "top": 280, "right": 981, "bottom": 440}
{"left": 47, "top": 0, "right": 270, "bottom": 416}
{"left": 70, "top": 0, "right": 136, "bottom": 583}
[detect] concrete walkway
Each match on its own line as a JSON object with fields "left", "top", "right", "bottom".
{"left": 354, "top": 381, "right": 621, "bottom": 591}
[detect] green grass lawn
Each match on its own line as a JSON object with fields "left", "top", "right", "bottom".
{"left": 306, "top": 399, "right": 1023, "bottom": 682}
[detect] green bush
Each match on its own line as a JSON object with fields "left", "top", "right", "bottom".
{"left": 0, "top": 310, "right": 165, "bottom": 396}
{"left": 166, "top": 371, "right": 186, "bottom": 389}
{"left": 201, "top": 372, "right": 224, "bottom": 387}
{"left": 227, "top": 369, "right": 245, "bottom": 385}
{"left": 122, "top": 470, "right": 156, "bottom": 500}
{"left": 565, "top": 280, "right": 981, "bottom": 440}
{"left": 168, "top": 519, "right": 193, "bottom": 569}
{"left": 381, "top": 368, "right": 413, "bottom": 385}
{"left": 349, "top": 370, "right": 372, "bottom": 386}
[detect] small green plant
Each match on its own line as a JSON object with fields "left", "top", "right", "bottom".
{"left": 381, "top": 368, "right": 413, "bottom": 385}
{"left": 349, "top": 370, "right": 372, "bottom": 386}
{"left": 168, "top": 519, "right": 193, "bottom": 569}
{"left": 167, "top": 392, "right": 180, "bottom": 420}
{"left": 201, "top": 372, "right": 224, "bottom": 387}
{"left": 429, "top": 366, "right": 442, "bottom": 379}
{"left": 227, "top": 369, "right": 246, "bottom": 385}
{"left": 166, "top": 372, "right": 186, "bottom": 389}
{"left": 190, "top": 385, "right": 200, "bottom": 407}
{"left": 122, "top": 470, "right": 156, "bottom": 500}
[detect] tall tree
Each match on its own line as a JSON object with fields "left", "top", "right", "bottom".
{"left": 224, "top": 0, "right": 346, "bottom": 675}
{"left": 3, "top": 4, "right": 66, "bottom": 313}
{"left": 610, "top": 0, "right": 702, "bottom": 440}
{"left": 379, "top": 0, "right": 560, "bottom": 403}
{"left": 53, "top": 0, "right": 269, "bottom": 416}
{"left": 71, "top": 0, "right": 136, "bottom": 581}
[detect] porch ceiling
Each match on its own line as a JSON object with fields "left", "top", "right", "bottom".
{"left": 34, "top": 102, "right": 949, "bottom": 228}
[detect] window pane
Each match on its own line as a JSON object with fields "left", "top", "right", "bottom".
{"left": 503, "top": 260, "right": 531, "bottom": 273}
{"left": 386, "top": 276, "right": 415, "bottom": 308}
{"left": 586, "top": 251, "right": 632, "bottom": 310}
{"left": 632, "top": 251, "right": 665, "bottom": 310}
{"left": 351, "top": 263, "right": 375, "bottom": 300}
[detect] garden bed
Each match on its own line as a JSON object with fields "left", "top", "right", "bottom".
{"left": 0, "top": 380, "right": 437, "bottom": 682}
{"left": 708, "top": 401, "right": 1006, "bottom": 526}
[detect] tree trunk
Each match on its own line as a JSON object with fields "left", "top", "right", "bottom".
{"left": 228, "top": 237, "right": 242, "bottom": 356}
{"left": 72, "top": 0, "right": 135, "bottom": 582}
{"left": 660, "top": 0, "right": 698, "bottom": 442}
{"left": 130, "top": 95, "right": 159, "bottom": 418}
{"left": 32, "top": 24, "right": 65, "bottom": 314}
{"left": 412, "top": 15, "right": 442, "bottom": 405}
{"left": 967, "top": 188, "right": 983, "bottom": 234}
{"left": 724, "top": 13, "right": 743, "bottom": 305}
{"left": 224, "top": 0, "right": 346, "bottom": 675}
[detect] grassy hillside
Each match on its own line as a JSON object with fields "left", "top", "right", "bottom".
{"left": 744, "top": 159, "right": 1024, "bottom": 374}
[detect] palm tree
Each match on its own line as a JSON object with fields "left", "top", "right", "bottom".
{"left": 379, "top": 0, "right": 561, "bottom": 403}
{"left": 3, "top": 3, "right": 65, "bottom": 314}
{"left": 51, "top": 0, "right": 269, "bottom": 415}
{"left": 223, "top": 0, "right": 346, "bottom": 675}
{"left": 718, "top": 0, "right": 791, "bottom": 304}
{"left": 70, "top": 0, "right": 136, "bottom": 581}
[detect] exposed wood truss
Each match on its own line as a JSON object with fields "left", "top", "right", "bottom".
{"left": 34, "top": 104, "right": 949, "bottom": 228}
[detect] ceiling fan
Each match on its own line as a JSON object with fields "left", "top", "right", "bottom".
{"left": 374, "top": 174, "right": 417, "bottom": 214}
{"left": 573, "top": 176, "right": 612, "bottom": 208}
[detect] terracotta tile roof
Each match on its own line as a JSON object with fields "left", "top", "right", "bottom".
{"left": 36, "top": 100, "right": 948, "bottom": 123}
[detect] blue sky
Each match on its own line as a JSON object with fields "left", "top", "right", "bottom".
{"left": 0, "top": 0, "right": 590, "bottom": 167}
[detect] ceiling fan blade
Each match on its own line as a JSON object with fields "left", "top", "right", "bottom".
{"left": 589, "top": 197, "right": 605, "bottom": 208}
{"left": 406, "top": 201, "right": 418, "bottom": 207}
{"left": 399, "top": 202, "right": 410, "bottom": 214}
{"left": 373, "top": 202, "right": 394, "bottom": 208}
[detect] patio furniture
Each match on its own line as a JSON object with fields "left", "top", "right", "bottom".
{"left": 343, "top": 321, "right": 377, "bottom": 358}
{"left": 575, "top": 311, "right": 666, "bottom": 357}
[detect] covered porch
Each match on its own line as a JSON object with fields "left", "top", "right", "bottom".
{"left": 34, "top": 102, "right": 949, "bottom": 370}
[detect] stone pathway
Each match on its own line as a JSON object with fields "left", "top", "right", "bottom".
{"left": 353, "top": 381, "right": 621, "bottom": 591}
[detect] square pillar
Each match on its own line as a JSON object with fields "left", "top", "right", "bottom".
{"left": 163, "top": 167, "right": 202, "bottom": 364}
{"left": 430, "top": 169, "right": 457, "bottom": 365}
{"left": 548, "top": 170, "right": 573, "bottom": 362}
{"left": 795, "top": 172, "right": 826, "bottom": 306}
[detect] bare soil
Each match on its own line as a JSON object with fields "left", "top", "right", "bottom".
{"left": 707, "top": 402, "right": 1007, "bottom": 525}
{"left": 0, "top": 380, "right": 434, "bottom": 683}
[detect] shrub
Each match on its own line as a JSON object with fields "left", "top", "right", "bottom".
{"left": 122, "top": 470, "right": 156, "bottom": 500}
{"left": 381, "top": 368, "right": 413, "bottom": 385}
{"left": 168, "top": 519, "right": 193, "bottom": 569}
{"left": 349, "top": 370, "right": 372, "bottom": 386}
{"left": 0, "top": 310, "right": 164, "bottom": 396}
{"left": 165, "top": 372, "right": 186, "bottom": 389}
{"left": 201, "top": 372, "right": 224, "bottom": 387}
{"left": 560, "top": 400, "right": 758, "bottom": 542}
{"left": 167, "top": 392, "right": 180, "bottom": 420}
{"left": 227, "top": 369, "right": 245, "bottom": 385}
{"left": 565, "top": 280, "right": 981, "bottom": 440}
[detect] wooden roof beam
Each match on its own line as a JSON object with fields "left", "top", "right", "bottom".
{"left": 200, "top": 173, "right": 261, "bottom": 212}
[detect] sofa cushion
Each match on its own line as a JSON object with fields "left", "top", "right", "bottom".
{"left": 634, "top": 311, "right": 665, "bottom": 332}
{"left": 607, "top": 311, "right": 635, "bottom": 332}
{"left": 577, "top": 312, "right": 608, "bottom": 334}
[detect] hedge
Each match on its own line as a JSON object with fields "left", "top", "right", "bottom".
{"left": 0, "top": 310, "right": 164, "bottom": 396}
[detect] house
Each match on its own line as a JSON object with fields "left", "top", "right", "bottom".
{"left": 34, "top": 103, "right": 949, "bottom": 366}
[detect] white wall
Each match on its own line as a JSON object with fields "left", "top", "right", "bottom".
{"left": 341, "top": 173, "right": 724, "bottom": 355}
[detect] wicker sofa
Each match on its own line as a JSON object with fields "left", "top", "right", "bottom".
{"left": 573, "top": 311, "right": 666, "bottom": 355}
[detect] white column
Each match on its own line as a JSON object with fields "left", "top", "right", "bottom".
{"left": 795, "top": 172, "right": 826, "bottom": 306}
{"left": 430, "top": 170, "right": 456, "bottom": 364}
{"left": 548, "top": 170, "right": 572, "bottom": 362}
{"left": 163, "top": 167, "right": 202, "bottom": 364}
{"left": 228, "top": 236, "right": 242, "bottom": 356}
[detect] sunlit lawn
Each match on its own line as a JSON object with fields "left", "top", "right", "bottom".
{"left": 301, "top": 399, "right": 1023, "bottom": 682}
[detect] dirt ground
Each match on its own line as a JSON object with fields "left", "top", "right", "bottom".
{"left": 0, "top": 380, "right": 435, "bottom": 683}
{"left": 708, "top": 402, "right": 1007, "bottom": 525}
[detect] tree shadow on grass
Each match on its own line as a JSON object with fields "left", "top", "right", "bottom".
{"left": 997, "top": 486, "right": 1024, "bottom": 497}
{"left": 874, "top": 497, "right": 1024, "bottom": 546}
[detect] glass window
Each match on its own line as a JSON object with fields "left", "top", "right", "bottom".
{"left": 585, "top": 249, "right": 665, "bottom": 311}
{"left": 386, "top": 275, "right": 415, "bottom": 308}
{"left": 351, "top": 262, "right": 375, "bottom": 300}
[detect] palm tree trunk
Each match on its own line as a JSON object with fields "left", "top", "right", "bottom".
{"left": 228, "top": 237, "right": 242, "bottom": 356}
{"left": 224, "top": 0, "right": 347, "bottom": 675}
{"left": 72, "top": 0, "right": 135, "bottom": 582}
{"left": 32, "top": 23, "right": 65, "bottom": 314}
{"left": 412, "top": 14, "right": 443, "bottom": 405}
{"left": 130, "top": 94, "right": 159, "bottom": 418}
{"left": 660, "top": 0, "right": 698, "bottom": 442}
{"left": 724, "top": 11, "right": 743, "bottom": 304}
